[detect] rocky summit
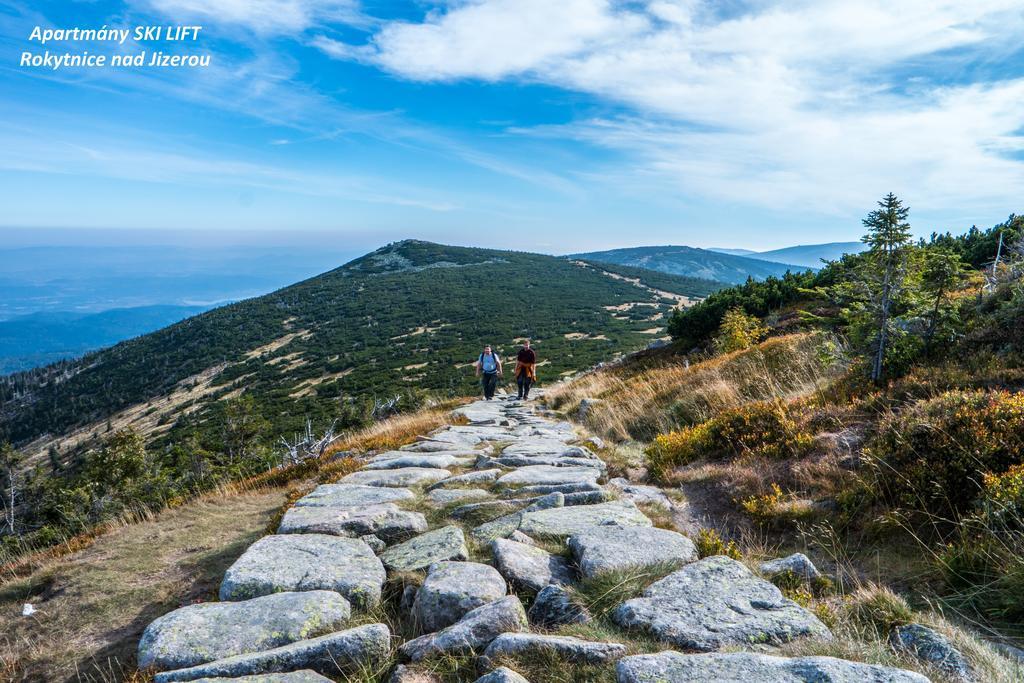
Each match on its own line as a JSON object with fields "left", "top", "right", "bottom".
{"left": 135, "top": 395, "right": 931, "bottom": 681}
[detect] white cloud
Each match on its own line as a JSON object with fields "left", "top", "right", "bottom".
{"left": 319, "top": 0, "right": 1024, "bottom": 215}
{"left": 144, "top": 0, "right": 362, "bottom": 33}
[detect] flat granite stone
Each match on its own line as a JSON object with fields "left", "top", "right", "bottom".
{"left": 451, "top": 498, "right": 539, "bottom": 520}
{"left": 427, "top": 488, "right": 493, "bottom": 504}
{"left": 380, "top": 525, "right": 469, "bottom": 572}
{"left": 219, "top": 534, "right": 385, "bottom": 608}
{"left": 491, "top": 538, "right": 573, "bottom": 593}
{"left": 567, "top": 525, "right": 697, "bottom": 578}
{"left": 493, "top": 455, "right": 606, "bottom": 469}
{"left": 890, "top": 623, "right": 974, "bottom": 682}
{"left": 607, "top": 478, "right": 674, "bottom": 510}
{"left": 278, "top": 503, "right": 427, "bottom": 543}
{"left": 364, "top": 453, "right": 472, "bottom": 470}
{"left": 399, "top": 596, "right": 528, "bottom": 662}
{"left": 413, "top": 561, "right": 507, "bottom": 633}
{"left": 401, "top": 440, "right": 473, "bottom": 453}
{"left": 518, "top": 500, "right": 651, "bottom": 538}
{"left": 339, "top": 467, "right": 452, "bottom": 487}
{"left": 387, "top": 664, "right": 443, "bottom": 682}
{"left": 471, "top": 500, "right": 651, "bottom": 542}
{"left": 292, "top": 483, "right": 414, "bottom": 508}
{"left": 474, "top": 667, "right": 529, "bottom": 683}
{"left": 507, "top": 482, "right": 603, "bottom": 497}
{"left": 153, "top": 624, "right": 390, "bottom": 682}
{"left": 138, "top": 591, "right": 351, "bottom": 671}
{"left": 497, "top": 466, "right": 602, "bottom": 487}
{"left": 189, "top": 672, "right": 332, "bottom": 683}
{"left": 479, "top": 633, "right": 626, "bottom": 669}
{"left": 501, "top": 441, "right": 584, "bottom": 457}
{"left": 760, "top": 553, "right": 822, "bottom": 582}
{"left": 615, "top": 651, "right": 930, "bottom": 683}
{"left": 427, "top": 468, "right": 503, "bottom": 490}
{"left": 528, "top": 585, "right": 591, "bottom": 628}
{"left": 613, "top": 556, "right": 832, "bottom": 651}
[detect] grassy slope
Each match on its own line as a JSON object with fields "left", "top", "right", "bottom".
{"left": 0, "top": 488, "right": 286, "bottom": 682}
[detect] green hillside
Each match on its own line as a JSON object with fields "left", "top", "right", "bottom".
{"left": 0, "top": 241, "right": 717, "bottom": 453}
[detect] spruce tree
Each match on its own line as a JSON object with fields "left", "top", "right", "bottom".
{"left": 861, "top": 193, "right": 913, "bottom": 382}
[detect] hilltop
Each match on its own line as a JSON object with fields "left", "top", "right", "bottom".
{"left": 0, "top": 241, "right": 722, "bottom": 453}
{"left": 569, "top": 245, "right": 809, "bottom": 284}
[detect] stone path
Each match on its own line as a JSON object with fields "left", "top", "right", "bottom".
{"left": 137, "top": 395, "right": 931, "bottom": 682}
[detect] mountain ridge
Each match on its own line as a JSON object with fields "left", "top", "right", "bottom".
{"left": 569, "top": 244, "right": 810, "bottom": 284}
{"left": 0, "top": 240, "right": 721, "bottom": 461}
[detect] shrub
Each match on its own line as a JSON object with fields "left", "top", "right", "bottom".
{"left": 979, "top": 464, "right": 1024, "bottom": 524}
{"left": 713, "top": 307, "right": 767, "bottom": 354}
{"left": 739, "top": 483, "right": 816, "bottom": 528}
{"left": 646, "top": 399, "right": 815, "bottom": 480}
{"left": 868, "top": 390, "right": 1024, "bottom": 515}
{"left": 694, "top": 528, "right": 741, "bottom": 559}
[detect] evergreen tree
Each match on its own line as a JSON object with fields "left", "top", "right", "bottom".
{"left": 921, "top": 248, "right": 968, "bottom": 355}
{"left": 861, "top": 193, "right": 914, "bottom": 382}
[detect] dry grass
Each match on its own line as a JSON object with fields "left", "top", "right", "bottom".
{"left": 778, "top": 582, "right": 1024, "bottom": 683}
{"left": 546, "top": 333, "right": 843, "bottom": 442}
{"left": 327, "top": 402, "right": 468, "bottom": 455}
{"left": 0, "top": 488, "right": 287, "bottom": 682}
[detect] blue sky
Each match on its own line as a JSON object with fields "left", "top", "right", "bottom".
{"left": 2, "top": 0, "right": 1024, "bottom": 253}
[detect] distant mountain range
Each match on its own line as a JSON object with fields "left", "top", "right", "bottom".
{"left": 709, "top": 241, "right": 867, "bottom": 268}
{"left": 570, "top": 245, "right": 808, "bottom": 284}
{"left": 0, "top": 305, "right": 209, "bottom": 374}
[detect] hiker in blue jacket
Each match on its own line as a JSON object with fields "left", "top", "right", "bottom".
{"left": 474, "top": 345, "right": 503, "bottom": 400}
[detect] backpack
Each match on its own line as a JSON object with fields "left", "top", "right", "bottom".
{"left": 479, "top": 352, "right": 499, "bottom": 373}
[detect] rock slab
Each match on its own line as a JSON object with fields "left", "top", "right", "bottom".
{"left": 760, "top": 553, "right": 822, "bottom": 582}
{"left": 153, "top": 623, "right": 390, "bottom": 682}
{"left": 491, "top": 538, "right": 574, "bottom": 593}
{"left": 567, "top": 525, "right": 697, "bottom": 578}
{"left": 527, "top": 584, "right": 591, "bottom": 628}
{"left": 615, "top": 651, "right": 930, "bottom": 683}
{"left": 292, "top": 483, "right": 414, "bottom": 508}
{"left": 613, "top": 556, "right": 831, "bottom": 651}
{"left": 474, "top": 667, "right": 530, "bottom": 683}
{"left": 339, "top": 467, "right": 452, "bottom": 487}
{"left": 479, "top": 633, "right": 626, "bottom": 669}
{"left": 400, "top": 596, "right": 528, "bottom": 662}
{"left": 219, "top": 534, "right": 385, "bottom": 608}
{"left": 138, "top": 590, "right": 351, "bottom": 671}
{"left": 189, "top": 672, "right": 333, "bottom": 683}
{"left": 890, "top": 623, "right": 974, "bottom": 682}
{"left": 380, "top": 525, "right": 469, "bottom": 572}
{"left": 277, "top": 502, "right": 426, "bottom": 543}
{"left": 413, "top": 561, "right": 507, "bottom": 633}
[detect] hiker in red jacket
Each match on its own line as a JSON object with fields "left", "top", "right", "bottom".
{"left": 515, "top": 339, "right": 537, "bottom": 400}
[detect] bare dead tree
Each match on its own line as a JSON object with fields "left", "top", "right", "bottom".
{"left": 279, "top": 418, "right": 340, "bottom": 466}
{"left": 371, "top": 394, "right": 402, "bottom": 420}
{"left": 1, "top": 443, "right": 22, "bottom": 536}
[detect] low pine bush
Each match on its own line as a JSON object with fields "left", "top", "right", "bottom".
{"left": 868, "top": 389, "right": 1024, "bottom": 515}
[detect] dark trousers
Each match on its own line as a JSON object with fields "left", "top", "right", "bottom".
{"left": 517, "top": 373, "right": 533, "bottom": 399}
{"left": 481, "top": 372, "right": 498, "bottom": 399}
